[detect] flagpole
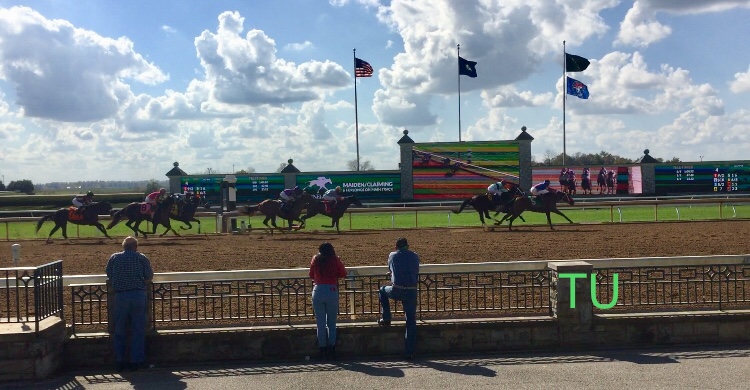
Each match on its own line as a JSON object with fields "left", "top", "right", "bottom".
{"left": 457, "top": 44, "right": 462, "bottom": 142}
{"left": 354, "top": 48, "right": 360, "bottom": 171}
{"left": 562, "top": 40, "right": 567, "bottom": 166}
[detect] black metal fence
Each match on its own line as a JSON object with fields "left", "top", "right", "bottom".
{"left": 593, "top": 264, "right": 750, "bottom": 312}
{"left": 69, "top": 269, "right": 553, "bottom": 333}
{"left": 0, "top": 260, "right": 64, "bottom": 333}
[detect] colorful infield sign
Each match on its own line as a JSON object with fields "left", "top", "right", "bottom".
{"left": 296, "top": 172, "right": 401, "bottom": 200}
{"left": 180, "top": 175, "right": 285, "bottom": 203}
{"left": 412, "top": 141, "right": 520, "bottom": 200}
{"left": 655, "top": 163, "right": 750, "bottom": 194}
{"left": 532, "top": 166, "right": 643, "bottom": 195}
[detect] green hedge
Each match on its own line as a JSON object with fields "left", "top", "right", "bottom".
{"left": 0, "top": 193, "right": 144, "bottom": 208}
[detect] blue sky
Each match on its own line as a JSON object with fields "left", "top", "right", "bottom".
{"left": 0, "top": 0, "right": 749, "bottom": 184}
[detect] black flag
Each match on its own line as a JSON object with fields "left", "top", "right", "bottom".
{"left": 458, "top": 56, "right": 478, "bottom": 78}
{"left": 565, "top": 53, "right": 590, "bottom": 72}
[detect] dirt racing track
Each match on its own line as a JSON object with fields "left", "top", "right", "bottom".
{"left": 12, "top": 220, "right": 750, "bottom": 276}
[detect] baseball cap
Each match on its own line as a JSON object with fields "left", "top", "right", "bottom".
{"left": 395, "top": 237, "right": 409, "bottom": 249}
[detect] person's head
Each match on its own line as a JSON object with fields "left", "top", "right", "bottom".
{"left": 544, "top": 179, "right": 550, "bottom": 185}
{"left": 395, "top": 237, "right": 409, "bottom": 250}
{"left": 122, "top": 236, "right": 138, "bottom": 251}
{"left": 335, "top": 186, "right": 341, "bottom": 192}
{"left": 318, "top": 242, "right": 335, "bottom": 258}
{"left": 86, "top": 191, "right": 94, "bottom": 198}
{"left": 159, "top": 188, "right": 166, "bottom": 195}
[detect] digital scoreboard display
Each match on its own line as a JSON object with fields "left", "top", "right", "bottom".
{"left": 655, "top": 164, "right": 750, "bottom": 194}
{"left": 181, "top": 175, "right": 285, "bottom": 203}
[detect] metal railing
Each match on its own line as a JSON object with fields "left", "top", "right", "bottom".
{"left": 0, "top": 260, "right": 64, "bottom": 333}
{"left": 69, "top": 266, "right": 553, "bottom": 333}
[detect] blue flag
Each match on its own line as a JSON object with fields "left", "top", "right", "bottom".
{"left": 566, "top": 76, "right": 589, "bottom": 99}
{"left": 458, "top": 56, "right": 477, "bottom": 78}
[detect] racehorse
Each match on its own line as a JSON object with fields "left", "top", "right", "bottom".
{"left": 300, "top": 195, "right": 364, "bottom": 234}
{"left": 495, "top": 190, "right": 575, "bottom": 231}
{"left": 581, "top": 175, "right": 592, "bottom": 195}
{"left": 597, "top": 171, "right": 607, "bottom": 194}
{"left": 107, "top": 195, "right": 176, "bottom": 238}
{"left": 453, "top": 191, "right": 525, "bottom": 226}
{"left": 239, "top": 193, "right": 314, "bottom": 232}
{"left": 566, "top": 176, "right": 577, "bottom": 195}
{"left": 606, "top": 172, "right": 615, "bottom": 194}
{"left": 35, "top": 201, "right": 114, "bottom": 243}
{"left": 168, "top": 193, "right": 202, "bottom": 233}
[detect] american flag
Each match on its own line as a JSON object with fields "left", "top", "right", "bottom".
{"left": 355, "top": 57, "right": 373, "bottom": 78}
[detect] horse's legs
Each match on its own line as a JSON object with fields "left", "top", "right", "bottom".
{"left": 94, "top": 223, "right": 112, "bottom": 239}
{"left": 551, "top": 209, "right": 575, "bottom": 224}
{"left": 60, "top": 224, "right": 71, "bottom": 243}
{"left": 46, "top": 225, "right": 61, "bottom": 243}
{"left": 546, "top": 212, "right": 555, "bottom": 230}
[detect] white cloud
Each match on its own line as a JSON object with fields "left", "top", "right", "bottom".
{"left": 195, "top": 11, "right": 350, "bottom": 106}
{"left": 616, "top": 0, "right": 750, "bottom": 47}
{"left": 730, "top": 66, "right": 750, "bottom": 93}
{"left": 283, "top": 41, "right": 314, "bottom": 51}
{"left": 161, "top": 25, "right": 176, "bottom": 34}
{"left": 0, "top": 6, "right": 168, "bottom": 122}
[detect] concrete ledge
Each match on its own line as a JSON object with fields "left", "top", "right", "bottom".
{"left": 0, "top": 317, "right": 66, "bottom": 382}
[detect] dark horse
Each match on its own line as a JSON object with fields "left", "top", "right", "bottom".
{"left": 597, "top": 171, "right": 607, "bottom": 194}
{"left": 239, "top": 193, "right": 314, "bottom": 232}
{"left": 300, "top": 195, "right": 364, "bottom": 234}
{"left": 35, "top": 201, "right": 114, "bottom": 243}
{"left": 581, "top": 174, "right": 592, "bottom": 195}
{"left": 168, "top": 193, "right": 202, "bottom": 233}
{"left": 107, "top": 196, "right": 177, "bottom": 238}
{"left": 453, "top": 191, "right": 525, "bottom": 226}
{"left": 495, "top": 190, "right": 575, "bottom": 231}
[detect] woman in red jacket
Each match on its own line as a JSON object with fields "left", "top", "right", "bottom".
{"left": 309, "top": 242, "right": 347, "bottom": 360}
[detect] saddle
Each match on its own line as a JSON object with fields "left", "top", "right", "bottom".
{"left": 67, "top": 207, "right": 85, "bottom": 221}
{"left": 139, "top": 202, "right": 157, "bottom": 215}
{"left": 324, "top": 200, "right": 335, "bottom": 213}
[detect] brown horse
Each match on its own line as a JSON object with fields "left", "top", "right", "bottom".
{"left": 239, "top": 193, "right": 314, "bottom": 232}
{"left": 581, "top": 174, "right": 592, "bottom": 195}
{"left": 107, "top": 195, "right": 177, "bottom": 238}
{"left": 168, "top": 193, "right": 202, "bottom": 233}
{"left": 35, "top": 201, "right": 114, "bottom": 243}
{"left": 495, "top": 190, "right": 575, "bottom": 231}
{"left": 453, "top": 191, "right": 525, "bottom": 226}
{"left": 300, "top": 195, "right": 364, "bottom": 234}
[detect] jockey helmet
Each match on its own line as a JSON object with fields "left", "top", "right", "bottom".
{"left": 335, "top": 186, "right": 341, "bottom": 192}
{"left": 544, "top": 179, "right": 550, "bottom": 185}
{"left": 86, "top": 191, "right": 94, "bottom": 197}
{"left": 159, "top": 188, "right": 166, "bottom": 194}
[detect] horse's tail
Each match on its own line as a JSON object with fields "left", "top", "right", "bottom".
{"left": 107, "top": 208, "right": 126, "bottom": 229}
{"left": 35, "top": 214, "right": 54, "bottom": 233}
{"left": 453, "top": 198, "right": 472, "bottom": 214}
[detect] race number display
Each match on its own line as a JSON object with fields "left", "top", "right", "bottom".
{"left": 655, "top": 163, "right": 750, "bottom": 194}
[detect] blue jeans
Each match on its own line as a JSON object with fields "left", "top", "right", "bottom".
{"left": 312, "top": 284, "right": 339, "bottom": 347}
{"left": 379, "top": 285, "right": 417, "bottom": 356}
{"left": 112, "top": 290, "right": 147, "bottom": 364}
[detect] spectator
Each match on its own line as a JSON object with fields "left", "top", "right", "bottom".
{"left": 106, "top": 236, "right": 153, "bottom": 372}
{"left": 309, "top": 242, "right": 347, "bottom": 361}
{"left": 378, "top": 237, "right": 420, "bottom": 359}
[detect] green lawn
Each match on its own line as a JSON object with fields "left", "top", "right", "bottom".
{"left": 3, "top": 204, "right": 749, "bottom": 240}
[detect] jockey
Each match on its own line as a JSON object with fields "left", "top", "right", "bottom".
{"left": 323, "top": 186, "right": 343, "bottom": 211}
{"left": 145, "top": 188, "right": 167, "bottom": 213}
{"left": 567, "top": 169, "right": 576, "bottom": 181}
{"left": 487, "top": 180, "right": 520, "bottom": 205}
{"left": 279, "top": 186, "right": 303, "bottom": 211}
{"left": 530, "top": 180, "right": 552, "bottom": 203}
{"left": 72, "top": 191, "right": 94, "bottom": 215}
{"left": 582, "top": 167, "right": 591, "bottom": 180}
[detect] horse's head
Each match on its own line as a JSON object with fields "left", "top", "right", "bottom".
{"left": 348, "top": 195, "right": 363, "bottom": 208}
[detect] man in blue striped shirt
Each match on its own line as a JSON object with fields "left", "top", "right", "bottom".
{"left": 106, "top": 236, "right": 153, "bottom": 372}
{"left": 378, "top": 237, "right": 420, "bottom": 359}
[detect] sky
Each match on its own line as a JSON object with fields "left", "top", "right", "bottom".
{"left": 0, "top": 0, "right": 749, "bottom": 184}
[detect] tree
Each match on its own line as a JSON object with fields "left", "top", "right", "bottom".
{"left": 236, "top": 166, "right": 257, "bottom": 174}
{"left": 0, "top": 181, "right": 5, "bottom": 191}
{"left": 145, "top": 179, "right": 161, "bottom": 195}
{"left": 346, "top": 159, "right": 376, "bottom": 171}
{"left": 276, "top": 162, "right": 288, "bottom": 172}
{"left": 7, "top": 179, "right": 35, "bottom": 194}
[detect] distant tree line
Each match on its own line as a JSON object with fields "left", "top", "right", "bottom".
{"left": 532, "top": 150, "right": 681, "bottom": 166}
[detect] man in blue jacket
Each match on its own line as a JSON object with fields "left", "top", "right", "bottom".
{"left": 378, "top": 237, "right": 420, "bottom": 359}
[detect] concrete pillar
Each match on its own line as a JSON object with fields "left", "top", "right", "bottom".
{"left": 397, "top": 130, "right": 415, "bottom": 201}
{"left": 517, "top": 139, "right": 532, "bottom": 191}
{"left": 641, "top": 163, "right": 656, "bottom": 195}
{"left": 548, "top": 261, "right": 595, "bottom": 347}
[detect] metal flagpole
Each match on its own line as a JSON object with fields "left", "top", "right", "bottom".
{"left": 354, "top": 48, "right": 360, "bottom": 171}
{"left": 457, "top": 44, "right": 462, "bottom": 142}
{"left": 563, "top": 40, "right": 567, "bottom": 166}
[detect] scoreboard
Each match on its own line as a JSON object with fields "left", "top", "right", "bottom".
{"left": 654, "top": 164, "right": 750, "bottom": 194}
{"left": 181, "top": 175, "right": 285, "bottom": 203}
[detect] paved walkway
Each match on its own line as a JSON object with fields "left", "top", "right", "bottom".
{"left": 4, "top": 345, "right": 750, "bottom": 390}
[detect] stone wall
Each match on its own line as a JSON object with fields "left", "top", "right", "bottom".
{"left": 0, "top": 317, "right": 66, "bottom": 382}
